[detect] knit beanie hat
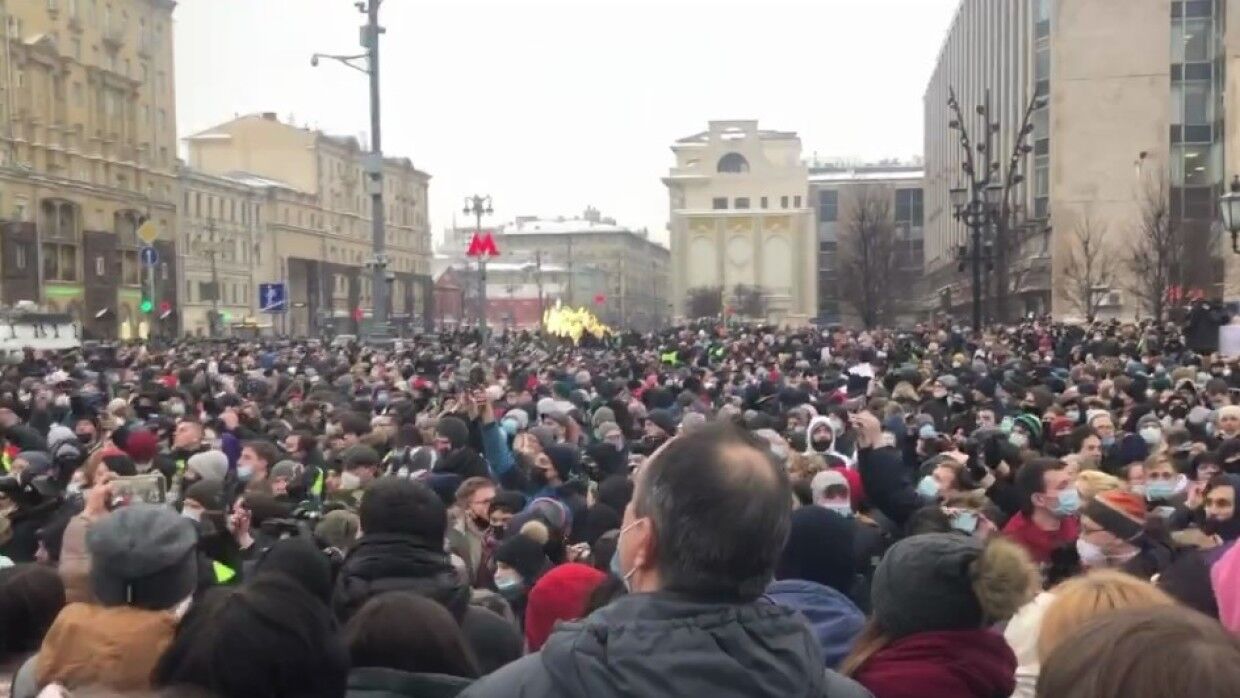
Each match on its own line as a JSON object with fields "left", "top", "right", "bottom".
{"left": 544, "top": 444, "right": 580, "bottom": 482}
{"left": 14, "top": 451, "right": 53, "bottom": 478}
{"left": 183, "top": 479, "right": 224, "bottom": 510}
{"left": 87, "top": 504, "right": 199, "bottom": 610}
{"left": 872, "top": 533, "right": 1035, "bottom": 639}
{"left": 186, "top": 450, "right": 229, "bottom": 483}
{"left": 646, "top": 409, "right": 677, "bottom": 436}
{"left": 1013, "top": 414, "right": 1043, "bottom": 444}
{"left": 102, "top": 453, "right": 137, "bottom": 477}
{"left": 524, "top": 563, "right": 606, "bottom": 652}
{"left": 1082, "top": 490, "right": 1147, "bottom": 543}
{"left": 254, "top": 537, "right": 333, "bottom": 604}
{"left": 776, "top": 506, "right": 857, "bottom": 596}
{"left": 436, "top": 416, "right": 470, "bottom": 450}
{"left": 314, "top": 510, "right": 361, "bottom": 551}
{"left": 494, "top": 532, "right": 551, "bottom": 584}
{"left": 270, "top": 460, "right": 301, "bottom": 482}
{"left": 1116, "top": 433, "right": 1150, "bottom": 466}
{"left": 591, "top": 407, "right": 616, "bottom": 430}
{"left": 123, "top": 429, "right": 160, "bottom": 464}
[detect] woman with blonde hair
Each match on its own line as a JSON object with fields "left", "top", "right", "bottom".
{"left": 1075, "top": 470, "right": 1123, "bottom": 503}
{"left": 1036, "top": 569, "right": 1175, "bottom": 663}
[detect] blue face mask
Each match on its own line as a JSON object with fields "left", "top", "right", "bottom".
{"left": 1101, "top": 436, "right": 1116, "bottom": 448}
{"left": 1145, "top": 479, "right": 1176, "bottom": 501}
{"left": 950, "top": 511, "right": 979, "bottom": 534}
{"left": 501, "top": 419, "right": 519, "bottom": 437}
{"left": 495, "top": 575, "right": 523, "bottom": 600}
{"left": 1052, "top": 487, "right": 1081, "bottom": 517}
{"left": 237, "top": 465, "right": 253, "bottom": 481}
{"left": 917, "top": 475, "right": 941, "bottom": 500}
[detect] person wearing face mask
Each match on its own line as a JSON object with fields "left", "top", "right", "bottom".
{"left": 1077, "top": 489, "right": 1177, "bottom": 580}
{"left": 432, "top": 416, "right": 490, "bottom": 481}
{"left": 464, "top": 423, "right": 871, "bottom": 698}
{"left": 71, "top": 416, "right": 100, "bottom": 453}
{"left": 1140, "top": 454, "right": 1188, "bottom": 512}
{"left": 1002, "top": 458, "right": 1081, "bottom": 565}
{"left": 450, "top": 477, "right": 496, "bottom": 586}
{"left": 491, "top": 531, "right": 551, "bottom": 632}
{"left": 1216, "top": 405, "right": 1240, "bottom": 442}
{"left": 1135, "top": 413, "right": 1166, "bottom": 454}
{"left": 331, "top": 445, "right": 381, "bottom": 509}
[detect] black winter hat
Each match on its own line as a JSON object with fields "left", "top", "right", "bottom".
{"left": 494, "top": 532, "right": 551, "bottom": 584}
{"left": 436, "top": 416, "right": 470, "bottom": 450}
{"left": 359, "top": 476, "right": 447, "bottom": 541}
{"left": 775, "top": 506, "right": 856, "bottom": 596}
{"left": 544, "top": 444, "right": 580, "bottom": 482}
{"left": 646, "top": 409, "right": 677, "bottom": 437}
{"left": 256, "top": 537, "right": 333, "bottom": 604}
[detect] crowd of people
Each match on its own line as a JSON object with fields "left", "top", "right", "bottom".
{"left": 0, "top": 318, "right": 1239, "bottom": 697}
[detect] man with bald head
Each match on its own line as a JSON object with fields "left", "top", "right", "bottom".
{"left": 461, "top": 422, "right": 870, "bottom": 698}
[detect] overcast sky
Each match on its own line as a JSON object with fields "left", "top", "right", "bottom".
{"left": 175, "top": 0, "right": 960, "bottom": 247}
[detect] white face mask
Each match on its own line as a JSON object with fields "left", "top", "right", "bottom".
{"left": 1139, "top": 427, "right": 1162, "bottom": 446}
{"left": 1009, "top": 432, "right": 1030, "bottom": 449}
{"left": 181, "top": 507, "right": 202, "bottom": 523}
{"left": 340, "top": 470, "right": 362, "bottom": 491}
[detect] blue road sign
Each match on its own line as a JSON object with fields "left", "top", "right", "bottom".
{"left": 259, "top": 282, "right": 288, "bottom": 313}
{"left": 139, "top": 246, "right": 159, "bottom": 267}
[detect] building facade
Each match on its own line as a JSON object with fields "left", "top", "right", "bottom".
{"left": 664, "top": 120, "right": 816, "bottom": 325}
{"left": 184, "top": 113, "right": 433, "bottom": 336}
{"left": 494, "top": 208, "right": 669, "bottom": 331}
{"left": 0, "top": 0, "right": 180, "bottom": 339}
{"left": 809, "top": 163, "right": 925, "bottom": 326}
{"left": 926, "top": 0, "right": 1234, "bottom": 322}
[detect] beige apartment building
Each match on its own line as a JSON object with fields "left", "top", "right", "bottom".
{"left": 496, "top": 208, "right": 670, "bottom": 331}
{"left": 926, "top": 0, "right": 1238, "bottom": 322}
{"left": 184, "top": 113, "right": 433, "bottom": 335}
{"left": 664, "top": 120, "right": 816, "bottom": 325}
{"left": 0, "top": 0, "right": 180, "bottom": 339}
{"left": 808, "top": 163, "right": 925, "bottom": 326}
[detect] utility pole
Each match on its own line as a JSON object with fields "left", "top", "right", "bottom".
{"left": 462, "top": 194, "right": 493, "bottom": 338}
{"left": 198, "top": 217, "right": 222, "bottom": 337}
{"left": 311, "top": 0, "right": 389, "bottom": 342}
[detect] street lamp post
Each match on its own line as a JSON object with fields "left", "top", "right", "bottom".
{"left": 1220, "top": 175, "right": 1240, "bottom": 253}
{"left": 463, "top": 194, "right": 493, "bottom": 338}
{"left": 312, "top": 0, "right": 389, "bottom": 343}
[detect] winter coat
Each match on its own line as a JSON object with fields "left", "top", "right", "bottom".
{"left": 347, "top": 667, "right": 473, "bottom": 698}
{"left": 31, "top": 603, "right": 176, "bottom": 695}
{"left": 435, "top": 447, "right": 491, "bottom": 481}
{"left": 56, "top": 513, "right": 98, "bottom": 604}
{"left": 766, "top": 579, "right": 865, "bottom": 670}
{"left": 857, "top": 446, "right": 924, "bottom": 529}
{"left": 458, "top": 592, "right": 873, "bottom": 698}
{"left": 851, "top": 629, "right": 1016, "bottom": 698}
{"left": 333, "top": 533, "right": 471, "bottom": 623}
{"left": 0, "top": 499, "right": 61, "bottom": 564}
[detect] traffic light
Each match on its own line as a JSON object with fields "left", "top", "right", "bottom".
{"left": 139, "top": 289, "right": 153, "bottom": 314}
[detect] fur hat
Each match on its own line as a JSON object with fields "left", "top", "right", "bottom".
{"left": 872, "top": 533, "right": 1035, "bottom": 639}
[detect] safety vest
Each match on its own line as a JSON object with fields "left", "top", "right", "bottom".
{"left": 213, "top": 560, "right": 237, "bottom": 584}
{"left": 311, "top": 468, "right": 325, "bottom": 498}
{"left": 660, "top": 350, "right": 679, "bottom": 366}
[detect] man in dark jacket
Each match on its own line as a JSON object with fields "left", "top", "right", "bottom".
{"left": 433, "top": 416, "right": 490, "bottom": 480}
{"left": 460, "top": 423, "right": 871, "bottom": 698}
{"left": 332, "top": 477, "right": 521, "bottom": 672}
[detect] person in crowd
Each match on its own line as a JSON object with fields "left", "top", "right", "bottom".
{"left": 461, "top": 422, "right": 870, "bottom": 698}
{"left": 840, "top": 534, "right": 1035, "bottom": 698}
{"left": 13, "top": 505, "right": 199, "bottom": 698}
{"left": 1078, "top": 489, "right": 1177, "bottom": 579}
{"left": 451, "top": 477, "right": 496, "bottom": 585}
{"left": 0, "top": 565, "right": 64, "bottom": 690}
{"left": 153, "top": 574, "right": 349, "bottom": 698}
{"left": 1003, "top": 458, "right": 1080, "bottom": 565}
{"left": 238, "top": 440, "right": 279, "bottom": 494}
{"left": 1035, "top": 570, "right": 1174, "bottom": 665}
{"left": 344, "top": 591, "right": 480, "bottom": 698}
{"left": 1036, "top": 605, "right": 1240, "bottom": 698}
{"left": 491, "top": 530, "right": 552, "bottom": 627}
{"left": 766, "top": 505, "right": 866, "bottom": 669}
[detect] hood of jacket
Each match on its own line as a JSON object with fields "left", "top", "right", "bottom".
{"left": 36, "top": 602, "right": 177, "bottom": 693}
{"left": 804, "top": 416, "right": 836, "bottom": 455}
{"left": 765, "top": 579, "right": 865, "bottom": 670}
{"left": 853, "top": 629, "right": 1016, "bottom": 698}
{"left": 537, "top": 592, "right": 833, "bottom": 698}
{"left": 334, "top": 534, "right": 470, "bottom": 622}
{"left": 346, "top": 666, "right": 473, "bottom": 698}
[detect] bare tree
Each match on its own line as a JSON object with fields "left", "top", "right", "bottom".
{"left": 838, "top": 185, "right": 901, "bottom": 328}
{"left": 1059, "top": 215, "right": 1115, "bottom": 322}
{"left": 1125, "top": 177, "right": 1182, "bottom": 322}
{"left": 730, "top": 284, "right": 767, "bottom": 319}
{"left": 684, "top": 286, "right": 723, "bottom": 319}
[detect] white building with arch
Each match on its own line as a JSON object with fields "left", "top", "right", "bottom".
{"left": 664, "top": 121, "right": 816, "bottom": 325}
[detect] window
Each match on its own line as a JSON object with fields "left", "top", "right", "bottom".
{"left": 894, "top": 189, "right": 924, "bottom": 227}
{"left": 1173, "top": 17, "right": 1212, "bottom": 63}
{"left": 734, "top": 197, "right": 750, "bottom": 209}
{"left": 43, "top": 243, "right": 77, "bottom": 281}
{"left": 120, "top": 250, "right": 139, "bottom": 285}
{"left": 794, "top": 195, "right": 802, "bottom": 208}
{"left": 760, "top": 196, "right": 768, "bottom": 209}
{"left": 818, "top": 190, "right": 838, "bottom": 222}
{"left": 95, "top": 255, "right": 105, "bottom": 276}
{"left": 781, "top": 196, "right": 789, "bottom": 209}
{"left": 716, "top": 153, "right": 750, "bottom": 173}
{"left": 1173, "top": 144, "right": 1218, "bottom": 186}
{"left": 14, "top": 246, "right": 26, "bottom": 270}
{"left": 712, "top": 197, "right": 728, "bottom": 210}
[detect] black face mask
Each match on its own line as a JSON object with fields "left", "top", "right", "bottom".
{"left": 471, "top": 514, "right": 490, "bottom": 530}
{"left": 76, "top": 432, "right": 95, "bottom": 445}
{"left": 530, "top": 469, "right": 551, "bottom": 487}
{"left": 811, "top": 438, "right": 831, "bottom": 452}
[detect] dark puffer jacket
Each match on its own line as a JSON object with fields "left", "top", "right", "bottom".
{"left": 458, "top": 592, "right": 873, "bottom": 698}
{"left": 332, "top": 533, "right": 470, "bottom": 622}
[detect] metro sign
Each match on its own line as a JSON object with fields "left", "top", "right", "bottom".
{"left": 466, "top": 232, "right": 500, "bottom": 258}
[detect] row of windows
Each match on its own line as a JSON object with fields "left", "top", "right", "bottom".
{"left": 711, "top": 195, "right": 802, "bottom": 210}
{"left": 814, "top": 189, "right": 924, "bottom": 226}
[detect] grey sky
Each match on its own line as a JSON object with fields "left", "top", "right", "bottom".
{"left": 175, "top": 0, "right": 960, "bottom": 248}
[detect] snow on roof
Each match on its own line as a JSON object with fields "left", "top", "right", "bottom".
{"left": 221, "top": 171, "right": 297, "bottom": 190}
{"left": 809, "top": 169, "right": 925, "bottom": 184}
{"left": 504, "top": 218, "right": 631, "bottom": 235}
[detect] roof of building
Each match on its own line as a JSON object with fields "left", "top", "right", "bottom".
{"left": 505, "top": 218, "right": 631, "bottom": 235}
{"left": 809, "top": 166, "right": 925, "bottom": 184}
{"left": 676, "top": 128, "right": 799, "bottom": 144}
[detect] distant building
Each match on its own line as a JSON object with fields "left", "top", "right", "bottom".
{"left": 809, "top": 163, "right": 925, "bottom": 326}
{"left": 433, "top": 255, "right": 607, "bottom": 330}
{"left": 184, "top": 113, "right": 432, "bottom": 335}
{"left": 664, "top": 120, "right": 816, "bottom": 325}
{"left": 493, "top": 208, "right": 670, "bottom": 331}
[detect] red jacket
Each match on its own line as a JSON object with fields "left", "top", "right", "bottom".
{"left": 853, "top": 629, "right": 1016, "bottom": 698}
{"left": 1002, "top": 511, "right": 1079, "bottom": 565}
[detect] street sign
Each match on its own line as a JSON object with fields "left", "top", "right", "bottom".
{"left": 258, "top": 282, "right": 288, "bottom": 313}
{"left": 139, "top": 246, "right": 159, "bottom": 267}
{"left": 136, "top": 221, "right": 159, "bottom": 244}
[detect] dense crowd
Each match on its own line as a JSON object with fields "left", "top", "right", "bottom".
{"left": 0, "top": 316, "right": 1239, "bottom": 698}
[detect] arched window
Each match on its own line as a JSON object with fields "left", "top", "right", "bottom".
{"left": 717, "top": 153, "right": 750, "bottom": 173}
